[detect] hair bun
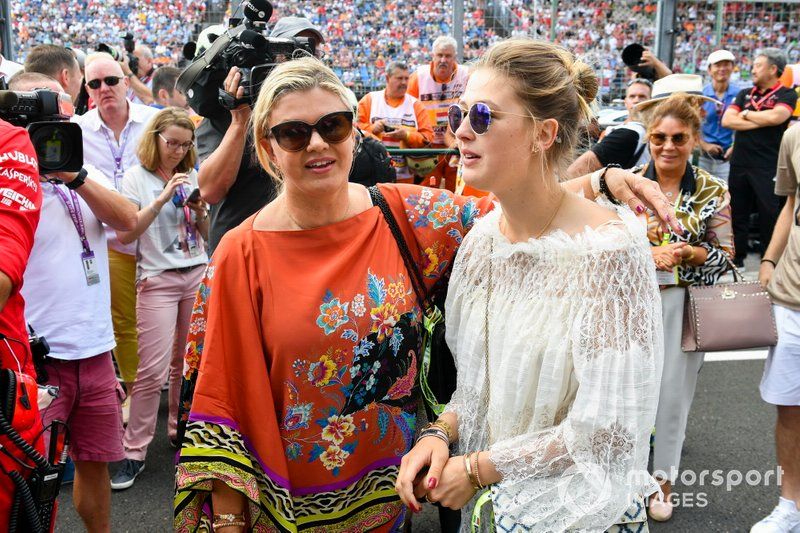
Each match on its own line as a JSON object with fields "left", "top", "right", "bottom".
{"left": 570, "top": 60, "right": 599, "bottom": 105}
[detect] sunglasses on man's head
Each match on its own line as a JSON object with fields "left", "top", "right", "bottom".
{"left": 627, "top": 78, "right": 654, "bottom": 88}
{"left": 86, "top": 76, "right": 124, "bottom": 90}
{"left": 649, "top": 132, "right": 691, "bottom": 147}
{"left": 268, "top": 111, "right": 354, "bottom": 152}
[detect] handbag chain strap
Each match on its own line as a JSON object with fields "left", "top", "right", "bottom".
{"left": 721, "top": 253, "right": 744, "bottom": 283}
{"left": 482, "top": 240, "right": 494, "bottom": 445}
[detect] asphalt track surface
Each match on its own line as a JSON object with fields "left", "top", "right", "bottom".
{"left": 54, "top": 262, "right": 785, "bottom": 532}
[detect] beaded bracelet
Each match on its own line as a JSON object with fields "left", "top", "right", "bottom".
{"left": 598, "top": 164, "right": 622, "bottom": 205}
{"left": 212, "top": 513, "right": 246, "bottom": 530}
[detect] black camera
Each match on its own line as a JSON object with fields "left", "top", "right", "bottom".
{"left": 0, "top": 90, "right": 83, "bottom": 173}
{"left": 97, "top": 32, "right": 139, "bottom": 74}
{"left": 177, "top": 0, "right": 315, "bottom": 118}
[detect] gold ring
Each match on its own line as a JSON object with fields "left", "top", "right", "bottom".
{"left": 425, "top": 494, "right": 434, "bottom": 504}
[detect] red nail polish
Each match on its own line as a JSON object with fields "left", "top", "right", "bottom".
{"left": 636, "top": 205, "right": 644, "bottom": 214}
{"left": 428, "top": 478, "right": 437, "bottom": 489}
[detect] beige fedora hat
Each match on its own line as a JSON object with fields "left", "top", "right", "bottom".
{"left": 633, "top": 74, "right": 721, "bottom": 114}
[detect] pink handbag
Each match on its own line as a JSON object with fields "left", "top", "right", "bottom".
{"left": 681, "top": 260, "right": 778, "bottom": 352}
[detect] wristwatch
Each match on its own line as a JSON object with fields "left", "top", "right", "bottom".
{"left": 741, "top": 109, "right": 750, "bottom": 119}
{"left": 65, "top": 167, "right": 88, "bottom": 190}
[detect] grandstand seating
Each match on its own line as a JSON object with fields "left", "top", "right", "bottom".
{"left": 11, "top": 0, "right": 800, "bottom": 101}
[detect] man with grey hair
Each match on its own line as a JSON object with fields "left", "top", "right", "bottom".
{"left": 357, "top": 61, "right": 433, "bottom": 182}
{"left": 129, "top": 44, "right": 155, "bottom": 105}
{"left": 407, "top": 35, "right": 469, "bottom": 190}
{"left": 722, "top": 47, "right": 798, "bottom": 267}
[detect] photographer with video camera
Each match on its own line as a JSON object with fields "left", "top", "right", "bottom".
{"left": 98, "top": 36, "right": 154, "bottom": 106}
{"left": 187, "top": 9, "right": 392, "bottom": 252}
{"left": 194, "top": 62, "right": 270, "bottom": 255}
{"left": 74, "top": 53, "right": 158, "bottom": 404}
{"left": 187, "top": 8, "right": 321, "bottom": 254}
{"left": 23, "top": 45, "right": 83, "bottom": 105}
{"left": 11, "top": 72, "right": 137, "bottom": 532}
{"left": 0, "top": 87, "right": 45, "bottom": 533}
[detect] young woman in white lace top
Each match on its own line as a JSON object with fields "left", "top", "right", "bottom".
{"left": 396, "top": 39, "right": 665, "bottom": 531}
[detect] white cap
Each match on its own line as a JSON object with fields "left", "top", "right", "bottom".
{"left": 707, "top": 50, "right": 735, "bottom": 66}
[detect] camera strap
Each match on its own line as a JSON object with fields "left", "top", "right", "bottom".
{"left": 100, "top": 127, "right": 130, "bottom": 189}
{"left": 50, "top": 186, "right": 100, "bottom": 286}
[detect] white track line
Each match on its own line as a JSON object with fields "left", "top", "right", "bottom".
{"left": 704, "top": 350, "right": 768, "bottom": 362}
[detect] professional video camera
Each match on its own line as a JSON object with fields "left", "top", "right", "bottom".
{"left": 177, "top": 0, "right": 315, "bottom": 118}
{"left": 97, "top": 32, "right": 139, "bottom": 74}
{"left": 0, "top": 90, "right": 83, "bottom": 173}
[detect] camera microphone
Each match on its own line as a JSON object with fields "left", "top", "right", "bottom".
{"left": 0, "top": 91, "right": 20, "bottom": 109}
{"left": 242, "top": 0, "right": 272, "bottom": 23}
{"left": 239, "top": 29, "right": 267, "bottom": 49}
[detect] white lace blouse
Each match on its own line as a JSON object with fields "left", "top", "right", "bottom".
{"left": 444, "top": 202, "right": 664, "bottom": 532}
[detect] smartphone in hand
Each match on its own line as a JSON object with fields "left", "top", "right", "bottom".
{"left": 183, "top": 187, "right": 201, "bottom": 206}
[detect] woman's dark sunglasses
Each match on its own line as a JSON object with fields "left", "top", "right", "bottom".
{"left": 86, "top": 76, "right": 124, "bottom": 90}
{"left": 447, "top": 103, "right": 531, "bottom": 135}
{"left": 269, "top": 111, "right": 354, "bottom": 152}
{"left": 649, "top": 132, "right": 691, "bottom": 147}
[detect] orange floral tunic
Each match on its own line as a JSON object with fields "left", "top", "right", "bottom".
{"left": 175, "top": 184, "right": 492, "bottom": 532}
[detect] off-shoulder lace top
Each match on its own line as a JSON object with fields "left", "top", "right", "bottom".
{"left": 444, "top": 202, "right": 664, "bottom": 531}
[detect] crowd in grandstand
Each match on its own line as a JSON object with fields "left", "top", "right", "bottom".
{"left": 9, "top": 0, "right": 800, "bottom": 97}
{"left": 11, "top": 0, "right": 206, "bottom": 66}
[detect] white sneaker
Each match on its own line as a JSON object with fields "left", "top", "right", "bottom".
{"left": 751, "top": 498, "right": 800, "bottom": 533}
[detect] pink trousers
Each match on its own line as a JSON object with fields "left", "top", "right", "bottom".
{"left": 123, "top": 266, "right": 204, "bottom": 461}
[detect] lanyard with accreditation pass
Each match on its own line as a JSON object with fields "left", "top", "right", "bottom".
{"left": 52, "top": 185, "right": 101, "bottom": 286}
{"left": 748, "top": 84, "right": 782, "bottom": 112}
{"left": 101, "top": 126, "right": 130, "bottom": 190}
{"left": 655, "top": 194, "right": 681, "bottom": 286}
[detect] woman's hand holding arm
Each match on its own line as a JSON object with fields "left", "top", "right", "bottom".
{"left": 395, "top": 435, "right": 449, "bottom": 512}
{"left": 566, "top": 168, "right": 684, "bottom": 234}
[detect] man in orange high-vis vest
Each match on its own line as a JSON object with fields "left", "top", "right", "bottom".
{"left": 407, "top": 36, "right": 469, "bottom": 192}
{"left": 357, "top": 61, "right": 434, "bottom": 183}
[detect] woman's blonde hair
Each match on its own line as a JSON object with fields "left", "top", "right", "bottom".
{"left": 137, "top": 107, "right": 197, "bottom": 173}
{"left": 474, "top": 38, "right": 599, "bottom": 176}
{"left": 645, "top": 93, "right": 702, "bottom": 140}
{"left": 251, "top": 57, "right": 354, "bottom": 181}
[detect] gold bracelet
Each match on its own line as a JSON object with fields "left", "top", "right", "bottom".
{"left": 473, "top": 451, "right": 485, "bottom": 489}
{"left": 463, "top": 452, "right": 480, "bottom": 490}
{"left": 212, "top": 520, "right": 246, "bottom": 530}
{"left": 431, "top": 419, "right": 453, "bottom": 442}
{"left": 212, "top": 513, "right": 246, "bottom": 530}
{"left": 684, "top": 245, "right": 696, "bottom": 263}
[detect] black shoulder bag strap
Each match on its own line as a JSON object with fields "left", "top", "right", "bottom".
{"left": 368, "top": 186, "right": 455, "bottom": 416}
{"left": 368, "top": 186, "right": 429, "bottom": 310}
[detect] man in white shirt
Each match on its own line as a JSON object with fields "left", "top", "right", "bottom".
{"left": 73, "top": 53, "right": 158, "bottom": 400}
{"left": 12, "top": 72, "right": 137, "bottom": 533}
{"left": 0, "top": 41, "right": 23, "bottom": 84}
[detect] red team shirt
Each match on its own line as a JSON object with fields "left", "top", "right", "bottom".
{"left": 0, "top": 119, "right": 42, "bottom": 376}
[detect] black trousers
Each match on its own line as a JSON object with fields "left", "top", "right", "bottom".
{"left": 729, "top": 164, "right": 783, "bottom": 263}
